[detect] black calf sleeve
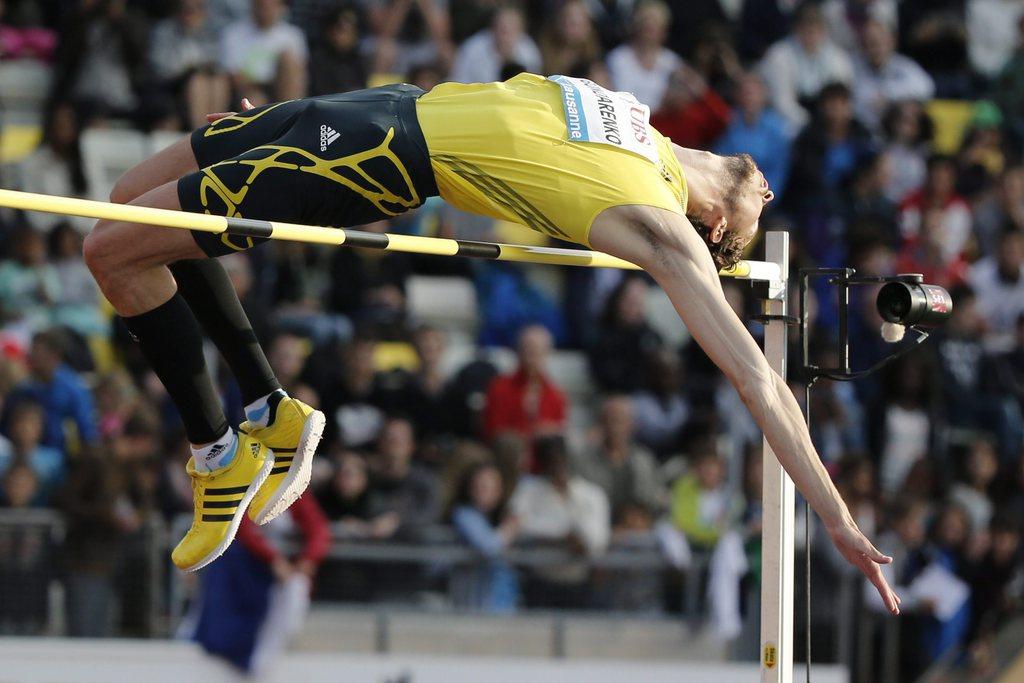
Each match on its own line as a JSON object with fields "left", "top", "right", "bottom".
{"left": 170, "top": 258, "right": 281, "bottom": 404}
{"left": 123, "top": 294, "right": 228, "bottom": 444}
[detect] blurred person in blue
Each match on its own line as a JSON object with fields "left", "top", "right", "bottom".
{"left": 450, "top": 462, "right": 520, "bottom": 613}
{"left": 787, "top": 82, "right": 873, "bottom": 266}
{"left": 714, "top": 71, "right": 792, "bottom": 203}
{"left": 3, "top": 330, "right": 97, "bottom": 454}
{"left": 0, "top": 400, "right": 62, "bottom": 504}
{"left": 186, "top": 491, "right": 330, "bottom": 675}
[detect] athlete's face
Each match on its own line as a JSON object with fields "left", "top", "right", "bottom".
{"left": 690, "top": 153, "right": 773, "bottom": 270}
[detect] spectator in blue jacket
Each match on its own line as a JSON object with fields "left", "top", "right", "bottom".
{"left": 451, "top": 462, "right": 519, "bottom": 613}
{"left": 715, "top": 71, "right": 792, "bottom": 203}
{"left": 0, "top": 400, "right": 63, "bottom": 504}
{"left": 4, "top": 330, "right": 98, "bottom": 454}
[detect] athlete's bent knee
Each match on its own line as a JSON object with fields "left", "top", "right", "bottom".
{"left": 109, "top": 176, "right": 139, "bottom": 205}
{"left": 110, "top": 166, "right": 156, "bottom": 205}
{"left": 83, "top": 222, "right": 122, "bottom": 280}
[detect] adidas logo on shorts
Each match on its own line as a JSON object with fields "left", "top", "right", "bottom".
{"left": 320, "top": 124, "right": 340, "bottom": 151}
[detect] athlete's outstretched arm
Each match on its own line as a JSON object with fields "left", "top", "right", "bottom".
{"left": 589, "top": 206, "right": 901, "bottom": 615}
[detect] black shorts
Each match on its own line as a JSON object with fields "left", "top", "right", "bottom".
{"left": 178, "top": 84, "right": 438, "bottom": 256}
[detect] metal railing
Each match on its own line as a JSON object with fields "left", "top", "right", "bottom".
{"left": 0, "top": 508, "right": 165, "bottom": 638}
{"left": 0, "top": 508, "right": 916, "bottom": 676}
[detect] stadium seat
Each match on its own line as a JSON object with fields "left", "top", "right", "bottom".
{"left": 148, "top": 131, "right": 187, "bottom": 157}
{"left": 81, "top": 128, "right": 148, "bottom": 201}
{"left": 645, "top": 286, "right": 689, "bottom": 348}
{"left": 547, "top": 350, "right": 594, "bottom": 399}
{"left": 0, "top": 60, "right": 52, "bottom": 125}
{"left": 407, "top": 275, "right": 478, "bottom": 333}
{"left": 482, "top": 345, "right": 517, "bottom": 373}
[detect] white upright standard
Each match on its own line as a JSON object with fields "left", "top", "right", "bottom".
{"left": 758, "top": 231, "right": 794, "bottom": 682}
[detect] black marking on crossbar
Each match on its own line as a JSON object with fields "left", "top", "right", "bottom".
{"left": 341, "top": 230, "right": 390, "bottom": 249}
{"left": 225, "top": 217, "right": 273, "bottom": 238}
{"left": 457, "top": 241, "right": 502, "bottom": 259}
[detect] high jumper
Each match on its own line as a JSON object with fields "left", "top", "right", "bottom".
{"left": 69, "top": 72, "right": 899, "bottom": 617}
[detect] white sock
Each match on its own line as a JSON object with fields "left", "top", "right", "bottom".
{"left": 192, "top": 429, "right": 237, "bottom": 472}
{"left": 245, "top": 389, "right": 287, "bottom": 428}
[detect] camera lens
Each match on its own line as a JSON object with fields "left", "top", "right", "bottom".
{"left": 876, "top": 282, "right": 952, "bottom": 328}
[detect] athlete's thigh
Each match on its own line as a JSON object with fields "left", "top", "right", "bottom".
{"left": 113, "top": 136, "right": 199, "bottom": 204}
{"left": 94, "top": 180, "right": 207, "bottom": 268}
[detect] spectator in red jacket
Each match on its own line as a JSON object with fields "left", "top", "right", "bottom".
{"left": 484, "top": 325, "right": 567, "bottom": 448}
{"left": 894, "top": 207, "right": 970, "bottom": 289}
{"left": 650, "top": 65, "right": 731, "bottom": 150}
{"left": 899, "top": 154, "right": 974, "bottom": 261}
{"left": 235, "top": 490, "right": 331, "bottom": 578}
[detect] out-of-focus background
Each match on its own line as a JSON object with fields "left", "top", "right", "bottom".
{"left": 0, "top": 0, "right": 1023, "bottom": 681}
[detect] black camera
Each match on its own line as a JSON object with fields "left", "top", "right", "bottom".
{"left": 876, "top": 276, "right": 953, "bottom": 328}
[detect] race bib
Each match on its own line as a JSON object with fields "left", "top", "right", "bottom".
{"left": 548, "top": 75, "right": 660, "bottom": 166}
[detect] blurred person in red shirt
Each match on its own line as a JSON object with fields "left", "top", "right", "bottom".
{"left": 483, "top": 324, "right": 567, "bottom": 448}
{"left": 894, "top": 206, "right": 970, "bottom": 289}
{"left": 650, "top": 65, "right": 731, "bottom": 150}
{"left": 898, "top": 154, "right": 973, "bottom": 261}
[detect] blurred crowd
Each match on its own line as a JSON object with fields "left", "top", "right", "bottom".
{"left": 1, "top": 0, "right": 1024, "bottom": 677}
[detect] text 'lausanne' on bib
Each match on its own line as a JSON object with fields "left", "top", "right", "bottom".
{"left": 548, "top": 75, "right": 660, "bottom": 166}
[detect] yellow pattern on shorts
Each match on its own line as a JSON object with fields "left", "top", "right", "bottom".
{"left": 197, "top": 127, "right": 420, "bottom": 251}
{"left": 203, "top": 100, "right": 293, "bottom": 137}
{"left": 415, "top": 73, "right": 688, "bottom": 246}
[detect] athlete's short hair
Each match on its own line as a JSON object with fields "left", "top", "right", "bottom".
{"left": 691, "top": 218, "right": 747, "bottom": 271}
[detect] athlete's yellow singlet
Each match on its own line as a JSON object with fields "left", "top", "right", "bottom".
{"left": 415, "top": 73, "right": 688, "bottom": 246}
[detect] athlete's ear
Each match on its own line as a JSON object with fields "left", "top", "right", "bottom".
{"left": 709, "top": 216, "right": 728, "bottom": 244}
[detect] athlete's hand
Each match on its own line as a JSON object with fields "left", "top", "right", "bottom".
{"left": 205, "top": 98, "right": 255, "bottom": 123}
{"left": 827, "top": 520, "right": 901, "bottom": 615}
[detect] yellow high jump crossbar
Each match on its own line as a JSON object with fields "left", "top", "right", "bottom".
{"left": 0, "top": 186, "right": 797, "bottom": 683}
{"left": 0, "top": 189, "right": 782, "bottom": 284}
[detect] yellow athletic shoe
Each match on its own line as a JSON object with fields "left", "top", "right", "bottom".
{"left": 171, "top": 433, "right": 273, "bottom": 572}
{"left": 241, "top": 396, "right": 326, "bottom": 526}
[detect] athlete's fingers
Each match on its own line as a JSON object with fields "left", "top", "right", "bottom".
{"left": 241, "top": 98, "right": 254, "bottom": 111}
{"left": 206, "top": 111, "right": 236, "bottom": 123}
{"left": 864, "top": 557, "right": 900, "bottom": 615}
{"left": 865, "top": 541, "right": 893, "bottom": 565}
